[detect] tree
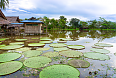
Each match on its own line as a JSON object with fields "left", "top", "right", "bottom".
{"left": 0, "top": 0, "right": 9, "bottom": 10}
{"left": 69, "top": 18, "right": 80, "bottom": 30}
{"left": 43, "top": 16, "right": 50, "bottom": 29}
{"left": 88, "top": 19, "right": 97, "bottom": 29}
{"left": 59, "top": 16, "right": 67, "bottom": 29}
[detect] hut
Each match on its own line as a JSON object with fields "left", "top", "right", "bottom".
{"left": 21, "top": 20, "right": 44, "bottom": 34}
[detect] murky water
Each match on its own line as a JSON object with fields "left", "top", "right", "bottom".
{"left": 0, "top": 30, "right": 116, "bottom": 78}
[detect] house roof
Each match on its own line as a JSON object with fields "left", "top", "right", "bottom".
{"left": 0, "top": 10, "right": 7, "bottom": 20}
{"left": 11, "top": 23, "right": 24, "bottom": 24}
{"left": 21, "top": 20, "right": 44, "bottom": 24}
{"left": 6, "top": 16, "right": 20, "bottom": 23}
{"left": 0, "top": 17, "right": 10, "bottom": 25}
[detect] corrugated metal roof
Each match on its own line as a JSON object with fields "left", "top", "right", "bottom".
{"left": 21, "top": 20, "right": 44, "bottom": 23}
{"left": 11, "top": 23, "right": 24, "bottom": 24}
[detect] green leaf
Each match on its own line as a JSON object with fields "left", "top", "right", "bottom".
{"left": 54, "top": 47, "right": 69, "bottom": 51}
{"left": 42, "top": 52, "right": 59, "bottom": 57}
{"left": 0, "top": 61, "right": 23, "bottom": 75}
{"left": 9, "top": 42, "right": 24, "bottom": 45}
{"left": 50, "top": 43, "right": 67, "bottom": 48}
{"left": 28, "top": 43, "right": 45, "bottom": 47}
{"left": 94, "top": 43, "right": 113, "bottom": 47}
{"left": 67, "top": 45, "right": 85, "bottom": 50}
{"left": 36, "top": 47, "right": 50, "bottom": 51}
{"left": 90, "top": 48, "right": 110, "bottom": 53}
{"left": 16, "top": 47, "right": 31, "bottom": 52}
{"left": 39, "top": 65, "right": 80, "bottom": 78}
{"left": 39, "top": 41, "right": 53, "bottom": 44}
{"left": 0, "top": 45, "right": 23, "bottom": 50}
{"left": 15, "top": 39, "right": 27, "bottom": 41}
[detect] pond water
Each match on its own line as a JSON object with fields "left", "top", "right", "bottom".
{"left": 0, "top": 30, "right": 116, "bottom": 78}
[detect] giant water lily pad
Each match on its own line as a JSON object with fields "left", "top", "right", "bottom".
{"left": 40, "top": 41, "right": 53, "bottom": 44}
{"left": 0, "top": 42, "right": 2, "bottom": 44}
{"left": 39, "top": 64, "right": 80, "bottom": 78}
{"left": 40, "top": 37, "right": 51, "bottom": 41}
{"left": 0, "top": 44, "right": 6, "bottom": 47}
{"left": 9, "top": 42, "right": 24, "bottom": 45}
{"left": 91, "top": 45, "right": 104, "bottom": 49}
{"left": 90, "top": 48, "right": 110, "bottom": 53}
{"left": 23, "top": 50, "right": 43, "bottom": 57}
{"left": 42, "top": 52, "right": 59, "bottom": 57}
{"left": 57, "top": 41, "right": 67, "bottom": 43}
{"left": 54, "top": 47, "right": 69, "bottom": 52}
{"left": 50, "top": 43, "right": 67, "bottom": 48}
{"left": 94, "top": 43, "right": 113, "bottom": 47}
{"left": 15, "top": 39, "right": 27, "bottom": 41}
{"left": 0, "top": 45, "right": 23, "bottom": 50}
{"left": 0, "top": 38, "right": 9, "bottom": 41}
{"left": 68, "top": 59, "right": 90, "bottom": 68}
{"left": 31, "top": 38, "right": 39, "bottom": 39}
{"left": 23, "top": 56, "right": 52, "bottom": 68}
{"left": 28, "top": 43, "right": 45, "bottom": 47}
{"left": 59, "top": 50, "right": 83, "bottom": 57}
{"left": 0, "top": 61, "right": 23, "bottom": 75}
{"left": 67, "top": 45, "right": 85, "bottom": 50}
{"left": 36, "top": 47, "right": 50, "bottom": 51}
{"left": 84, "top": 52, "right": 110, "bottom": 60}
{"left": 16, "top": 47, "right": 31, "bottom": 52}
{"left": 0, "top": 53, "right": 21, "bottom": 62}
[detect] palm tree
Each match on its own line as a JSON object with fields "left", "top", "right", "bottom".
{"left": 0, "top": 0, "right": 9, "bottom": 10}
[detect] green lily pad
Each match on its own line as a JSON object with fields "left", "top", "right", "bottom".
{"left": 31, "top": 38, "right": 39, "bottom": 39}
{"left": 15, "top": 39, "right": 27, "bottom": 41}
{"left": 36, "top": 47, "right": 50, "bottom": 51}
{"left": 54, "top": 47, "right": 69, "bottom": 52}
{"left": 28, "top": 43, "right": 45, "bottom": 47}
{"left": 16, "top": 47, "right": 31, "bottom": 52}
{"left": 9, "top": 42, "right": 24, "bottom": 45}
{"left": 0, "top": 53, "right": 21, "bottom": 62}
{"left": 42, "top": 52, "right": 59, "bottom": 57}
{"left": 50, "top": 43, "right": 67, "bottom": 48}
{"left": 0, "top": 45, "right": 23, "bottom": 50}
{"left": 59, "top": 50, "right": 83, "bottom": 57}
{"left": 84, "top": 52, "right": 110, "bottom": 60}
{"left": 40, "top": 37, "right": 51, "bottom": 41}
{"left": 23, "top": 50, "right": 43, "bottom": 57}
{"left": 91, "top": 45, "right": 104, "bottom": 49}
{"left": 0, "top": 38, "right": 9, "bottom": 41}
{"left": 67, "top": 45, "right": 85, "bottom": 50}
{"left": 0, "top": 42, "right": 2, "bottom": 44}
{"left": 23, "top": 56, "right": 52, "bottom": 68}
{"left": 57, "top": 41, "right": 67, "bottom": 43}
{"left": 0, "top": 44, "right": 6, "bottom": 47}
{"left": 68, "top": 59, "right": 90, "bottom": 68}
{"left": 90, "top": 48, "right": 110, "bottom": 53}
{"left": 0, "top": 61, "right": 23, "bottom": 75}
{"left": 39, "top": 64, "right": 80, "bottom": 78}
{"left": 40, "top": 41, "right": 53, "bottom": 44}
{"left": 94, "top": 43, "right": 113, "bottom": 47}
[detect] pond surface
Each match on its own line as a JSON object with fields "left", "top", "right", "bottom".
{"left": 0, "top": 30, "right": 116, "bottom": 78}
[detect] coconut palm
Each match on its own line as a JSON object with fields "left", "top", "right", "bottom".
{"left": 0, "top": 0, "right": 9, "bottom": 10}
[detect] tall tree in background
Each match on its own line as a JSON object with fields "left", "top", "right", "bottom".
{"left": 59, "top": 16, "right": 67, "bottom": 29}
{"left": 43, "top": 16, "right": 50, "bottom": 29}
{"left": 0, "top": 0, "right": 9, "bottom": 9}
{"left": 69, "top": 18, "right": 80, "bottom": 30}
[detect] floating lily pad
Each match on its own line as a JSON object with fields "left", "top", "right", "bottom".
{"left": 0, "top": 42, "right": 2, "bottom": 44}
{"left": 0, "top": 45, "right": 23, "bottom": 50}
{"left": 39, "top": 65, "right": 80, "bottom": 78}
{"left": 54, "top": 47, "right": 69, "bottom": 51}
{"left": 36, "top": 47, "right": 50, "bottom": 51}
{"left": 91, "top": 45, "right": 104, "bottom": 49}
{"left": 15, "top": 39, "right": 27, "bottom": 41}
{"left": 26, "top": 40, "right": 39, "bottom": 43}
{"left": 57, "top": 41, "right": 67, "bottom": 43}
{"left": 0, "top": 61, "right": 23, "bottom": 75}
{"left": 16, "top": 47, "right": 31, "bottom": 52}
{"left": 42, "top": 52, "right": 59, "bottom": 57}
{"left": 0, "top": 44, "right": 6, "bottom": 47}
{"left": 94, "top": 43, "right": 113, "bottom": 47}
{"left": 59, "top": 38, "right": 73, "bottom": 41}
{"left": 0, "top": 53, "right": 21, "bottom": 62}
{"left": 68, "top": 59, "right": 90, "bottom": 68}
{"left": 40, "top": 41, "right": 53, "bottom": 44}
{"left": 90, "top": 48, "right": 110, "bottom": 53}
{"left": 9, "top": 42, "right": 24, "bottom": 45}
{"left": 28, "top": 43, "right": 45, "bottom": 47}
{"left": 67, "top": 45, "right": 85, "bottom": 50}
{"left": 84, "top": 52, "right": 110, "bottom": 60}
{"left": 23, "top": 50, "right": 43, "bottom": 57}
{"left": 59, "top": 50, "right": 83, "bottom": 57}
{"left": 31, "top": 38, "right": 39, "bottom": 39}
{"left": 0, "top": 38, "right": 9, "bottom": 41}
{"left": 40, "top": 37, "right": 51, "bottom": 41}
{"left": 50, "top": 43, "right": 67, "bottom": 48}
{"left": 23, "top": 56, "right": 52, "bottom": 68}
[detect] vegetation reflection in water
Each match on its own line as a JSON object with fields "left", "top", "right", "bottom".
{"left": 0, "top": 30, "right": 116, "bottom": 78}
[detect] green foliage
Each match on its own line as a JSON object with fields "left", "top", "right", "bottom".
{"left": 0, "top": 0, "right": 9, "bottom": 10}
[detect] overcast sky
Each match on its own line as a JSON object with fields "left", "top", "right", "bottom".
{"left": 2, "top": 0, "right": 116, "bottom": 21}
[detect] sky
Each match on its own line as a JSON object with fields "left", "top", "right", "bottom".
{"left": 2, "top": 0, "right": 116, "bottom": 21}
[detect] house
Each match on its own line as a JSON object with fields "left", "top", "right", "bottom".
{"left": 21, "top": 19, "right": 44, "bottom": 34}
